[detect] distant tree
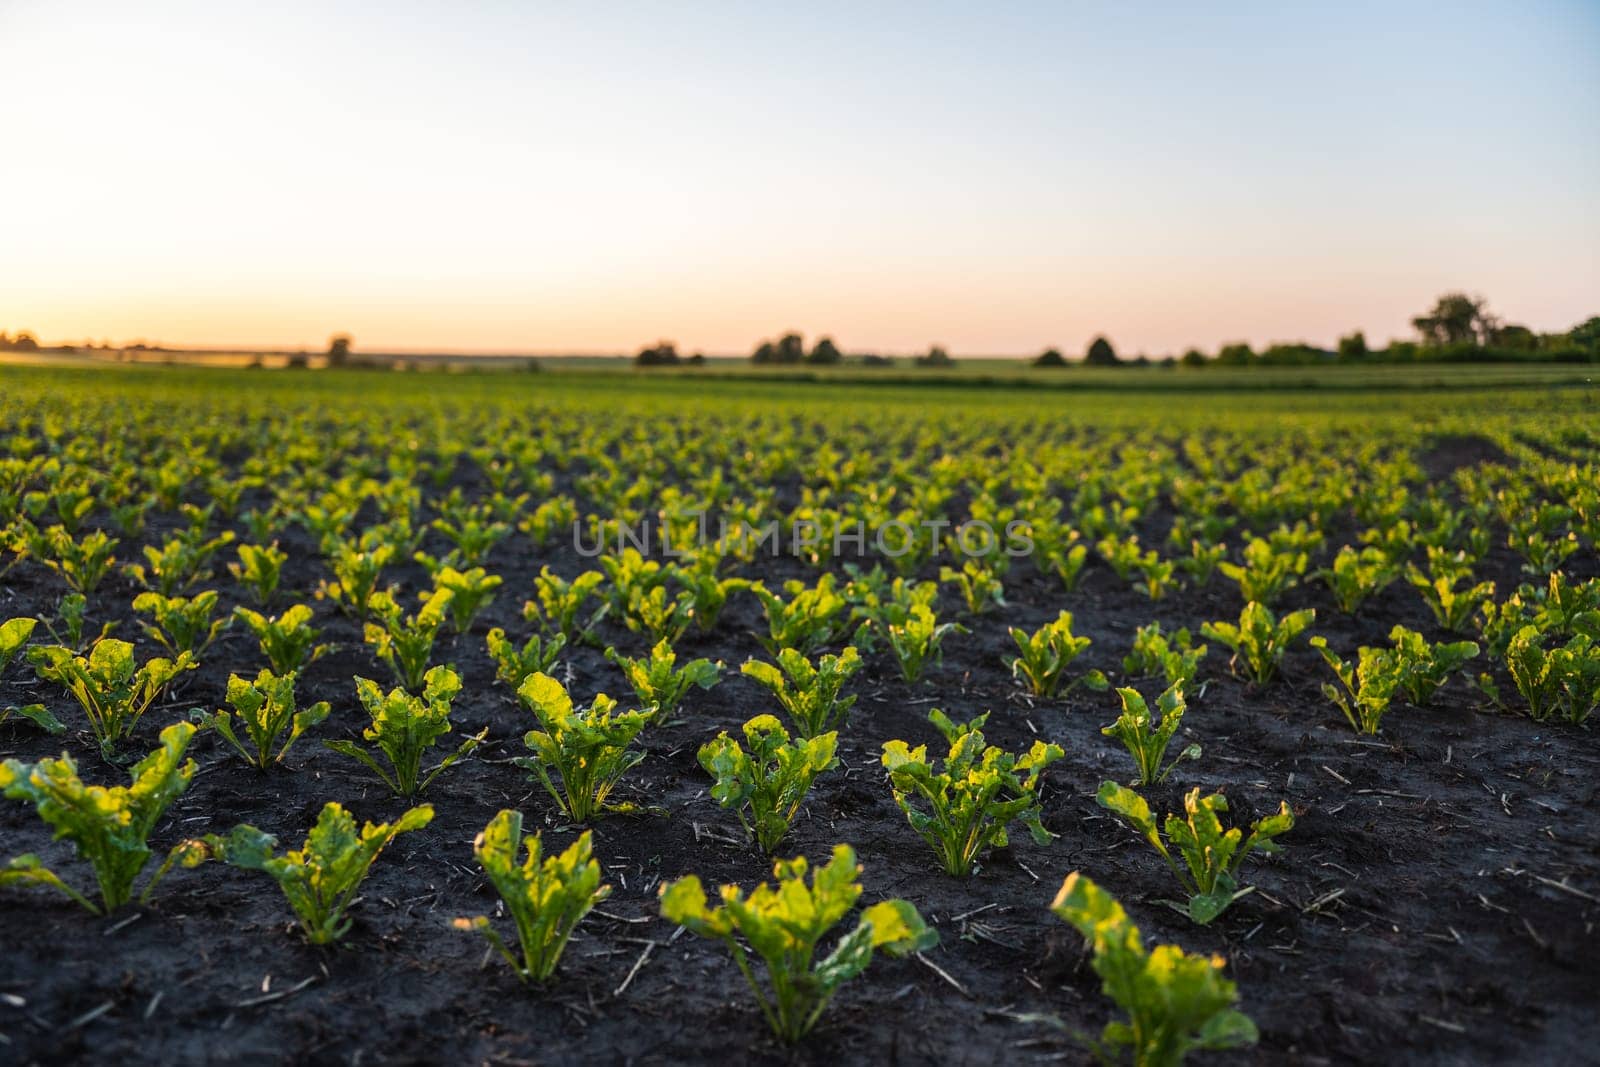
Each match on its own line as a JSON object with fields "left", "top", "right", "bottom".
{"left": 1180, "top": 348, "right": 1207, "bottom": 367}
{"left": 808, "top": 337, "right": 842, "bottom": 365}
{"left": 1132, "top": 353, "right": 1151, "bottom": 366}
{"left": 1412, "top": 292, "right": 1493, "bottom": 347}
{"left": 636, "top": 340, "right": 681, "bottom": 367}
{"left": 1216, "top": 341, "right": 1254, "bottom": 366}
{"left": 775, "top": 332, "right": 805, "bottom": 364}
{"left": 3, "top": 331, "right": 41, "bottom": 353}
{"left": 327, "top": 333, "right": 353, "bottom": 367}
{"left": 1033, "top": 347, "right": 1067, "bottom": 368}
{"left": 1490, "top": 323, "right": 1537, "bottom": 352}
{"left": 1083, "top": 336, "right": 1118, "bottom": 366}
{"left": 1337, "top": 331, "right": 1368, "bottom": 361}
{"left": 687, "top": 352, "right": 706, "bottom": 366}
{"left": 1259, "top": 342, "right": 1322, "bottom": 365}
{"left": 752, "top": 340, "right": 777, "bottom": 363}
{"left": 287, "top": 351, "right": 309, "bottom": 370}
{"left": 1570, "top": 316, "right": 1600, "bottom": 355}
{"left": 915, "top": 345, "right": 953, "bottom": 368}
{"left": 859, "top": 353, "right": 894, "bottom": 368}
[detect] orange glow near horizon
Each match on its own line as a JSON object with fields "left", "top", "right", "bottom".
{"left": 2, "top": 4, "right": 1597, "bottom": 357}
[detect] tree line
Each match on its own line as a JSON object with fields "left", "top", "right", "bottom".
{"left": 633, "top": 293, "right": 1599, "bottom": 368}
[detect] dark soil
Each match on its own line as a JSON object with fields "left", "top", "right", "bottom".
{"left": 2, "top": 435, "right": 1597, "bottom": 1067}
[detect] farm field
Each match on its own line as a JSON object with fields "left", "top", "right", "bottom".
{"left": 1, "top": 364, "right": 1597, "bottom": 1065}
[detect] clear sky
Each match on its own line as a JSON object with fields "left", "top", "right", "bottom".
{"left": 3, "top": 1, "right": 1597, "bottom": 356}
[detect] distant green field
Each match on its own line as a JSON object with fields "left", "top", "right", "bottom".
{"left": 6, "top": 349, "right": 1597, "bottom": 396}
{"left": 4, "top": 359, "right": 1597, "bottom": 430}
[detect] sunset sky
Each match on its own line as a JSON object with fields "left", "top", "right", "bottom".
{"left": 3, "top": 2, "right": 1597, "bottom": 356}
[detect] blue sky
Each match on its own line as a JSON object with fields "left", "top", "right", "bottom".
{"left": 2, "top": 1, "right": 1596, "bottom": 354}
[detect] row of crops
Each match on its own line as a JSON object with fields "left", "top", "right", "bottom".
{"left": 1, "top": 367, "right": 1595, "bottom": 1063}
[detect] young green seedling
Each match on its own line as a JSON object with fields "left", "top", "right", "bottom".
{"left": 699, "top": 716, "right": 838, "bottom": 852}
{"left": 1122, "top": 621, "right": 1208, "bottom": 692}
{"left": 523, "top": 567, "right": 607, "bottom": 643}
{"left": 174, "top": 802, "right": 433, "bottom": 944}
{"left": 751, "top": 575, "right": 850, "bottom": 656}
{"left": 0, "top": 617, "right": 63, "bottom": 732}
{"left": 363, "top": 587, "right": 453, "bottom": 692}
{"left": 741, "top": 646, "right": 862, "bottom": 738}
{"left": 234, "top": 603, "right": 330, "bottom": 675}
{"left": 0, "top": 722, "right": 198, "bottom": 913}
{"left": 940, "top": 559, "right": 1007, "bottom": 616}
{"left": 882, "top": 710, "right": 1063, "bottom": 876}
{"left": 1008, "top": 610, "right": 1107, "bottom": 697}
{"left": 1200, "top": 602, "right": 1315, "bottom": 686}
{"left": 432, "top": 565, "right": 502, "bottom": 633}
{"left": 325, "top": 667, "right": 484, "bottom": 797}
{"left": 228, "top": 542, "right": 287, "bottom": 605}
{"left": 201, "top": 669, "right": 331, "bottom": 771}
{"left": 486, "top": 627, "right": 567, "bottom": 690}
{"left": 29, "top": 638, "right": 196, "bottom": 758}
{"left": 659, "top": 845, "right": 937, "bottom": 1042}
{"left": 885, "top": 603, "right": 965, "bottom": 683}
{"left": 605, "top": 638, "right": 721, "bottom": 725}
{"left": 1505, "top": 627, "right": 1600, "bottom": 724}
{"left": 1049, "top": 872, "right": 1258, "bottom": 1065}
{"left": 456, "top": 811, "right": 610, "bottom": 982}
{"left": 514, "top": 672, "right": 650, "bottom": 821}
{"left": 1097, "top": 781, "right": 1293, "bottom": 924}
{"left": 1319, "top": 545, "right": 1399, "bottom": 613}
{"left": 25, "top": 525, "right": 119, "bottom": 595}
{"left": 1219, "top": 537, "right": 1307, "bottom": 606}
{"left": 132, "top": 589, "right": 231, "bottom": 656}
{"left": 1102, "top": 683, "right": 1200, "bottom": 785}
{"left": 1310, "top": 637, "right": 1399, "bottom": 734}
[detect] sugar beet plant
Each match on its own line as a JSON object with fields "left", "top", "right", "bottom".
{"left": 29, "top": 637, "right": 196, "bottom": 758}
{"left": 201, "top": 669, "right": 331, "bottom": 771}
{"left": 885, "top": 603, "right": 965, "bottom": 683}
{"left": 751, "top": 576, "right": 850, "bottom": 655}
{"left": 882, "top": 710, "right": 1064, "bottom": 876}
{"left": 1123, "top": 622, "right": 1208, "bottom": 693}
{"left": 1201, "top": 602, "right": 1315, "bottom": 686}
{"left": 1312, "top": 626, "right": 1479, "bottom": 734}
{"left": 486, "top": 626, "right": 567, "bottom": 690}
{"left": 431, "top": 565, "right": 501, "bottom": 633}
{"left": 699, "top": 716, "right": 838, "bottom": 852}
{"left": 173, "top": 802, "right": 433, "bottom": 944}
{"left": 228, "top": 542, "right": 287, "bottom": 605}
{"left": 515, "top": 673, "right": 650, "bottom": 821}
{"left": 523, "top": 568, "right": 607, "bottom": 644}
{"left": 1008, "top": 610, "right": 1107, "bottom": 697}
{"left": 325, "top": 667, "right": 484, "bottom": 797}
{"left": 456, "top": 810, "right": 610, "bottom": 983}
{"left": 132, "top": 590, "right": 230, "bottom": 657}
{"left": 235, "top": 604, "right": 329, "bottom": 675}
{"left": 1504, "top": 626, "right": 1600, "bottom": 724}
{"left": 0, "top": 722, "right": 198, "bottom": 913}
{"left": 740, "top": 646, "right": 861, "bottom": 738}
{"left": 605, "top": 638, "right": 721, "bottom": 725}
{"left": 363, "top": 587, "right": 453, "bottom": 692}
{"left": 659, "top": 845, "right": 936, "bottom": 1043}
{"left": 1097, "top": 781, "right": 1293, "bottom": 924}
{"left": 1102, "top": 684, "right": 1201, "bottom": 785}
{"left": 1049, "top": 872, "right": 1258, "bottom": 1065}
